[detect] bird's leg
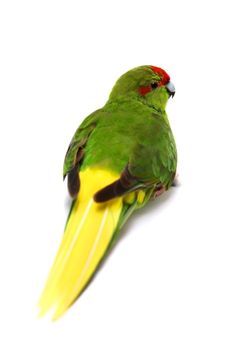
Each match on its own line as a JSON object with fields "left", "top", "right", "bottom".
{"left": 153, "top": 184, "right": 165, "bottom": 199}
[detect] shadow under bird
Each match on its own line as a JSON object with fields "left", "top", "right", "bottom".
{"left": 38, "top": 65, "right": 177, "bottom": 320}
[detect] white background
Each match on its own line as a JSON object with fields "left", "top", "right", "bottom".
{"left": 0, "top": 0, "right": 240, "bottom": 349}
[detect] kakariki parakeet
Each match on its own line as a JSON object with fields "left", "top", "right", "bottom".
{"left": 39, "top": 65, "right": 177, "bottom": 320}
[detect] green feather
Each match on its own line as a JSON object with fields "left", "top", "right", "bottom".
{"left": 40, "top": 65, "right": 177, "bottom": 319}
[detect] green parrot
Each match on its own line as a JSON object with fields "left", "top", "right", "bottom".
{"left": 39, "top": 65, "right": 177, "bottom": 320}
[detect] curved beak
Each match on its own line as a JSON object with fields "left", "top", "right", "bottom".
{"left": 166, "top": 81, "right": 175, "bottom": 98}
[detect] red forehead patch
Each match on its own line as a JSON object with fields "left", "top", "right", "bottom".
{"left": 150, "top": 66, "right": 170, "bottom": 85}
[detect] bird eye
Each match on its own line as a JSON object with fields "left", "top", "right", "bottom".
{"left": 151, "top": 82, "right": 158, "bottom": 89}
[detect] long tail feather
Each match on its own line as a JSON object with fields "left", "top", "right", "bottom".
{"left": 38, "top": 168, "right": 123, "bottom": 320}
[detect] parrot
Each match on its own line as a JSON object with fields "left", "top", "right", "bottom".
{"left": 38, "top": 65, "right": 177, "bottom": 320}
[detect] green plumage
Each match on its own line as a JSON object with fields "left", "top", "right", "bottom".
{"left": 64, "top": 65, "right": 177, "bottom": 201}
{"left": 39, "top": 65, "right": 177, "bottom": 319}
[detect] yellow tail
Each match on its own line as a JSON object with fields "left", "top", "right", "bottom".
{"left": 38, "top": 167, "right": 122, "bottom": 320}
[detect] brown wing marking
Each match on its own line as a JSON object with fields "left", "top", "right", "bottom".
{"left": 94, "top": 166, "right": 139, "bottom": 203}
{"left": 67, "top": 148, "right": 84, "bottom": 198}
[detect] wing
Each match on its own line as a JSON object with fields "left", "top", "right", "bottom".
{"left": 63, "top": 110, "right": 100, "bottom": 197}
{"left": 94, "top": 112, "right": 177, "bottom": 203}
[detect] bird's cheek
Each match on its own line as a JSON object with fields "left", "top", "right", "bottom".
{"left": 158, "top": 89, "right": 169, "bottom": 107}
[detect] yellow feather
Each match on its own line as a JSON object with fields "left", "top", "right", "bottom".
{"left": 137, "top": 190, "right": 145, "bottom": 205}
{"left": 38, "top": 167, "right": 122, "bottom": 320}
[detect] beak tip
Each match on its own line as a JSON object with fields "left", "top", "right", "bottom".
{"left": 166, "top": 81, "right": 176, "bottom": 98}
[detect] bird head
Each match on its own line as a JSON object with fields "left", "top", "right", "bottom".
{"left": 109, "top": 65, "right": 175, "bottom": 111}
